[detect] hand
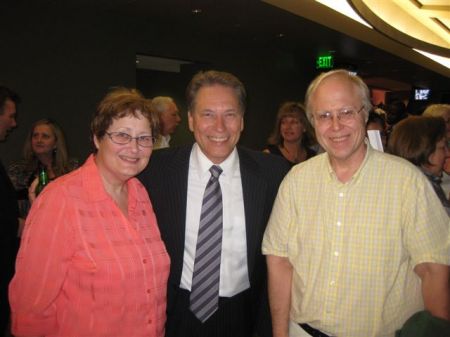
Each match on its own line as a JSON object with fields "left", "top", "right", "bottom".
{"left": 28, "top": 177, "right": 39, "bottom": 204}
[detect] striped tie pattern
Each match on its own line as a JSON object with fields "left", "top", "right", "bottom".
{"left": 190, "top": 165, "right": 223, "bottom": 322}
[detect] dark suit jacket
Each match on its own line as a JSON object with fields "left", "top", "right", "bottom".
{"left": 139, "top": 145, "right": 289, "bottom": 336}
{"left": 0, "top": 160, "right": 19, "bottom": 332}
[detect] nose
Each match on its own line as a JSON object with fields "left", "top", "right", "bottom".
{"left": 214, "top": 115, "right": 225, "bottom": 131}
{"left": 330, "top": 114, "right": 343, "bottom": 130}
{"left": 129, "top": 138, "right": 140, "bottom": 152}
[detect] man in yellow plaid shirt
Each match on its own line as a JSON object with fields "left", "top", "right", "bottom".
{"left": 262, "top": 69, "right": 449, "bottom": 337}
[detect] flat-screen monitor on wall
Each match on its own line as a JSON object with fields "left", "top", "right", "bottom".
{"left": 414, "top": 88, "right": 431, "bottom": 101}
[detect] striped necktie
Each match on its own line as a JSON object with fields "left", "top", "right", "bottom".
{"left": 190, "top": 165, "right": 223, "bottom": 322}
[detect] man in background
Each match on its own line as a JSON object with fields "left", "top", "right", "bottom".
{"left": 263, "top": 69, "right": 449, "bottom": 337}
{"left": 151, "top": 96, "right": 181, "bottom": 149}
{"left": 0, "top": 85, "right": 20, "bottom": 335}
{"left": 140, "top": 70, "right": 289, "bottom": 337}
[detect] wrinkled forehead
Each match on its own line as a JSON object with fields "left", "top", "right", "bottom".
{"left": 313, "top": 77, "right": 361, "bottom": 107}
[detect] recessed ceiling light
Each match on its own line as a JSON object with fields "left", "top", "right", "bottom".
{"left": 192, "top": 8, "right": 202, "bottom": 14}
{"left": 277, "top": 33, "right": 285, "bottom": 38}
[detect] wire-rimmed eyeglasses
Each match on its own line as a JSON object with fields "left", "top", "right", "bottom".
{"left": 105, "top": 132, "right": 156, "bottom": 148}
{"left": 315, "top": 106, "right": 364, "bottom": 125}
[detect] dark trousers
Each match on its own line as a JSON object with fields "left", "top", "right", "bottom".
{"left": 165, "top": 288, "right": 254, "bottom": 337}
{"left": 0, "top": 237, "right": 19, "bottom": 336}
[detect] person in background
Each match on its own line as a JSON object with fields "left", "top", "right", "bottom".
{"left": 423, "top": 104, "right": 450, "bottom": 139}
{"left": 8, "top": 118, "right": 77, "bottom": 228}
{"left": 263, "top": 69, "right": 449, "bottom": 337}
{"left": 366, "top": 110, "right": 387, "bottom": 150}
{"left": 139, "top": 70, "right": 289, "bottom": 337}
{"left": 423, "top": 104, "right": 450, "bottom": 198}
{"left": 0, "top": 85, "right": 19, "bottom": 337}
{"left": 264, "top": 102, "right": 316, "bottom": 166}
{"left": 388, "top": 116, "right": 450, "bottom": 215}
{"left": 385, "top": 100, "right": 408, "bottom": 128}
{"left": 9, "top": 87, "right": 170, "bottom": 337}
{"left": 151, "top": 96, "right": 181, "bottom": 149}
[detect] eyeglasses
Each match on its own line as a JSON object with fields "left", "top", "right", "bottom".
{"left": 315, "top": 106, "right": 364, "bottom": 125}
{"left": 105, "top": 132, "right": 156, "bottom": 148}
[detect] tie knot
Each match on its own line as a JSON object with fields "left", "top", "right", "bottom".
{"left": 209, "top": 165, "right": 222, "bottom": 179}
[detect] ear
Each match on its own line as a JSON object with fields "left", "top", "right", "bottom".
{"left": 93, "top": 135, "right": 100, "bottom": 150}
{"left": 240, "top": 116, "right": 244, "bottom": 132}
{"left": 188, "top": 111, "right": 194, "bottom": 132}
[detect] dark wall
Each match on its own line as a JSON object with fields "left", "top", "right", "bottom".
{"left": 0, "top": 5, "right": 315, "bottom": 166}
{"left": 0, "top": 7, "right": 138, "bottom": 165}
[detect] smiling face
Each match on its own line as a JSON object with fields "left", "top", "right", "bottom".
{"left": 31, "top": 124, "right": 57, "bottom": 156}
{"left": 280, "top": 116, "right": 304, "bottom": 143}
{"left": 311, "top": 75, "right": 367, "bottom": 169}
{"left": 188, "top": 84, "right": 244, "bottom": 164}
{"left": 94, "top": 113, "right": 153, "bottom": 185}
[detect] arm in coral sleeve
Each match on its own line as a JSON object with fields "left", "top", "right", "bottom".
{"left": 9, "top": 184, "right": 74, "bottom": 337}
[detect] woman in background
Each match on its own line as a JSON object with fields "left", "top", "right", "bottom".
{"left": 423, "top": 104, "right": 450, "bottom": 198}
{"left": 8, "top": 118, "right": 77, "bottom": 225}
{"left": 388, "top": 116, "right": 450, "bottom": 215}
{"left": 264, "top": 101, "right": 317, "bottom": 166}
{"left": 9, "top": 87, "right": 170, "bottom": 337}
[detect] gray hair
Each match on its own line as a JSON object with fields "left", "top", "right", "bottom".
{"left": 150, "top": 96, "right": 176, "bottom": 116}
{"left": 304, "top": 69, "right": 372, "bottom": 126}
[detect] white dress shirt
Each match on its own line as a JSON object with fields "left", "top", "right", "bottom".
{"left": 180, "top": 144, "right": 250, "bottom": 297}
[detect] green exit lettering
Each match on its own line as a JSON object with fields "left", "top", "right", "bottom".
{"left": 316, "top": 55, "right": 333, "bottom": 69}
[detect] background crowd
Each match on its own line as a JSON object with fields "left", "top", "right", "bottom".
{"left": 0, "top": 69, "right": 449, "bottom": 337}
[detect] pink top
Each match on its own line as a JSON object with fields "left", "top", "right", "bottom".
{"left": 9, "top": 155, "right": 170, "bottom": 337}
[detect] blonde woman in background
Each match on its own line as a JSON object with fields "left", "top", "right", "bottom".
{"left": 8, "top": 118, "right": 77, "bottom": 232}
{"left": 264, "top": 101, "right": 317, "bottom": 166}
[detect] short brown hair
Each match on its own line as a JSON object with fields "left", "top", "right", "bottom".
{"left": 388, "top": 116, "right": 445, "bottom": 166}
{"left": 186, "top": 70, "right": 246, "bottom": 114}
{"left": 91, "top": 87, "right": 159, "bottom": 141}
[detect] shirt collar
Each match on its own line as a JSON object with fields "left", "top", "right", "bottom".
{"left": 325, "top": 138, "right": 372, "bottom": 184}
{"left": 420, "top": 167, "right": 442, "bottom": 183}
{"left": 191, "top": 143, "right": 239, "bottom": 181}
{"left": 82, "top": 154, "right": 139, "bottom": 211}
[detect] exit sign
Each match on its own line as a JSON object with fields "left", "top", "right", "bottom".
{"left": 316, "top": 55, "right": 334, "bottom": 69}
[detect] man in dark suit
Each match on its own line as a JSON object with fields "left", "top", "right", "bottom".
{"left": 0, "top": 85, "right": 20, "bottom": 335}
{"left": 139, "top": 70, "right": 289, "bottom": 337}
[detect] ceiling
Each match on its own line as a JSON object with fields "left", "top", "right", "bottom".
{"left": 5, "top": 0, "right": 450, "bottom": 92}
{"left": 353, "top": 0, "right": 449, "bottom": 55}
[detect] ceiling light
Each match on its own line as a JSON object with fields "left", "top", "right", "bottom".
{"left": 413, "top": 49, "right": 450, "bottom": 70}
{"left": 192, "top": 9, "right": 202, "bottom": 14}
{"left": 315, "top": 0, "right": 372, "bottom": 29}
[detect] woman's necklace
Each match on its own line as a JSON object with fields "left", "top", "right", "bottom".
{"left": 281, "top": 144, "right": 305, "bottom": 163}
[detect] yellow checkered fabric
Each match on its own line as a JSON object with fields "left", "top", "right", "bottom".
{"left": 262, "top": 145, "right": 450, "bottom": 337}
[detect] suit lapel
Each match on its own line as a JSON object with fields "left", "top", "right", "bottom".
{"left": 168, "top": 147, "right": 192, "bottom": 280}
{"left": 238, "top": 148, "right": 268, "bottom": 281}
